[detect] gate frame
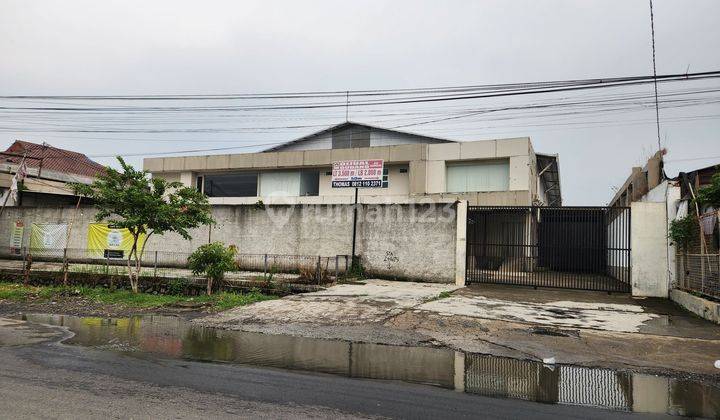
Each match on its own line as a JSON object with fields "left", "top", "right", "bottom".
{"left": 465, "top": 205, "right": 631, "bottom": 292}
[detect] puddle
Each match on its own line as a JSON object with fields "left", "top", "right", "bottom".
{"left": 23, "top": 313, "right": 720, "bottom": 417}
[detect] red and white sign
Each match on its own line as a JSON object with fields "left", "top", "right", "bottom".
{"left": 331, "top": 159, "right": 384, "bottom": 188}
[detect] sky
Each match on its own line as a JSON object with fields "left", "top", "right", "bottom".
{"left": 1, "top": 0, "right": 719, "bottom": 205}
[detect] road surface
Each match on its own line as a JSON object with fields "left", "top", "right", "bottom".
{"left": 0, "top": 320, "right": 667, "bottom": 419}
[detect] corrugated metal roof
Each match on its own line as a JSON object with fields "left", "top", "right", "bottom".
{"left": 2, "top": 140, "right": 106, "bottom": 178}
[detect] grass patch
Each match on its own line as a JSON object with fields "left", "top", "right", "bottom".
{"left": 424, "top": 290, "right": 454, "bottom": 303}
{"left": 438, "top": 290, "right": 453, "bottom": 299}
{"left": 0, "top": 282, "right": 276, "bottom": 311}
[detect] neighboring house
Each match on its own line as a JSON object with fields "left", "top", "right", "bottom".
{"left": 608, "top": 150, "right": 679, "bottom": 290}
{"left": 0, "top": 140, "right": 106, "bottom": 207}
{"left": 144, "top": 121, "right": 561, "bottom": 206}
{"left": 610, "top": 150, "right": 720, "bottom": 312}
{"left": 608, "top": 150, "right": 666, "bottom": 208}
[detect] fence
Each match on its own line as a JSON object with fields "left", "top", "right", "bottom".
{"left": 466, "top": 206, "right": 631, "bottom": 292}
{"left": 0, "top": 246, "right": 350, "bottom": 283}
{"left": 676, "top": 253, "right": 720, "bottom": 301}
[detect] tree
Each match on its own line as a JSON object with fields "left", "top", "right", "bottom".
{"left": 187, "top": 242, "right": 238, "bottom": 295}
{"left": 73, "top": 157, "right": 214, "bottom": 293}
{"left": 695, "top": 171, "right": 720, "bottom": 209}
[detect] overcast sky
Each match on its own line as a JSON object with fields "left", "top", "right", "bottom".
{"left": 1, "top": 0, "right": 719, "bottom": 205}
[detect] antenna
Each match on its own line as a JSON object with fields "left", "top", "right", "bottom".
{"left": 345, "top": 90, "right": 349, "bottom": 121}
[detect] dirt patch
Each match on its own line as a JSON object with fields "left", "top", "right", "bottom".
{"left": 0, "top": 298, "right": 206, "bottom": 319}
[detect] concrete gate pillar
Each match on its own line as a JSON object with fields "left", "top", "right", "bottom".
{"left": 630, "top": 201, "right": 669, "bottom": 297}
{"left": 455, "top": 200, "right": 468, "bottom": 287}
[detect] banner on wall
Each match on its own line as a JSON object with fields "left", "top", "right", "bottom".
{"left": 10, "top": 220, "right": 24, "bottom": 254}
{"left": 29, "top": 223, "right": 68, "bottom": 258}
{"left": 87, "top": 223, "right": 145, "bottom": 259}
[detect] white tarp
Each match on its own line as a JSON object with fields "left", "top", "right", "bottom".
{"left": 29, "top": 223, "right": 67, "bottom": 258}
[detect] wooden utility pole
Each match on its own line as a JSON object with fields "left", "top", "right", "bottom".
{"left": 62, "top": 195, "right": 83, "bottom": 285}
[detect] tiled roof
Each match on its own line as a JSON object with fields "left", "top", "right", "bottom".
{"left": 2, "top": 140, "right": 106, "bottom": 178}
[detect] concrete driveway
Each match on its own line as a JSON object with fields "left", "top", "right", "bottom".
{"left": 204, "top": 279, "right": 461, "bottom": 326}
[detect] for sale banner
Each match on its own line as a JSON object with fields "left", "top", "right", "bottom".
{"left": 331, "top": 159, "right": 384, "bottom": 188}
{"left": 86, "top": 223, "right": 146, "bottom": 259}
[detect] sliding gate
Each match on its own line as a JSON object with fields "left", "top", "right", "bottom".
{"left": 466, "top": 206, "right": 631, "bottom": 292}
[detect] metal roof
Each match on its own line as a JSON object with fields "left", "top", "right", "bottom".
{"left": 262, "top": 121, "right": 456, "bottom": 152}
{"left": 2, "top": 140, "right": 106, "bottom": 178}
{"left": 536, "top": 153, "right": 562, "bottom": 206}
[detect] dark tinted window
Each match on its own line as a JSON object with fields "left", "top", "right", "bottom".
{"left": 300, "top": 171, "right": 319, "bottom": 196}
{"left": 204, "top": 172, "right": 258, "bottom": 197}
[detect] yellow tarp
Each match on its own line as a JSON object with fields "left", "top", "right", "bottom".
{"left": 86, "top": 223, "right": 146, "bottom": 258}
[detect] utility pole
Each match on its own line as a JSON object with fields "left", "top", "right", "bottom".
{"left": 62, "top": 195, "right": 83, "bottom": 286}
{"left": 351, "top": 187, "right": 359, "bottom": 267}
{"left": 649, "top": 0, "right": 662, "bottom": 152}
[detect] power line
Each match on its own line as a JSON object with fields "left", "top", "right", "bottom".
{"left": 1, "top": 71, "right": 718, "bottom": 111}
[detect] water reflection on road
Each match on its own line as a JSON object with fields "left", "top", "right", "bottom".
{"left": 24, "top": 313, "right": 720, "bottom": 418}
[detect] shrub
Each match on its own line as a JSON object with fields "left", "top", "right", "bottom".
{"left": 188, "top": 243, "right": 238, "bottom": 295}
{"left": 668, "top": 215, "right": 697, "bottom": 252}
{"left": 167, "top": 278, "right": 190, "bottom": 295}
{"left": 695, "top": 171, "right": 720, "bottom": 208}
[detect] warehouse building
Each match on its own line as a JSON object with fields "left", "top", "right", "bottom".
{"left": 144, "top": 121, "right": 561, "bottom": 206}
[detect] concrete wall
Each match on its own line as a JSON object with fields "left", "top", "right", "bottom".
{"left": 0, "top": 203, "right": 458, "bottom": 283}
{"left": 670, "top": 289, "right": 720, "bottom": 324}
{"left": 631, "top": 202, "right": 669, "bottom": 297}
{"left": 641, "top": 181, "right": 680, "bottom": 287}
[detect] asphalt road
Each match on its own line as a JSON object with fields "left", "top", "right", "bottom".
{"left": 0, "top": 338, "right": 675, "bottom": 420}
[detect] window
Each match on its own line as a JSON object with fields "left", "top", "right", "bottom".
{"left": 258, "top": 171, "right": 319, "bottom": 197}
{"left": 203, "top": 172, "right": 258, "bottom": 197}
{"left": 446, "top": 160, "right": 509, "bottom": 193}
{"left": 196, "top": 176, "right": 204, "bottom": 193}
{"left": 331, "top": 125, "right": 370, "bottom": 149}
{"left": 259, "top": 171, "right": 300, "bottom": 197}
{"left": 300, "top": 171, "right": 319, "bottom": 196}
{"left": 382, "top": 167, "right": 389, "bottom": 189}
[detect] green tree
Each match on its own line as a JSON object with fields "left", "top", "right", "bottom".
{"left": 188, "top": 242, "right": 238, "bottom": 295}
{"left": 695, "top": 171, "right": 720, "bottom": 208}
{"left": 73, "top": 157, "right": 214, "bottom": 293}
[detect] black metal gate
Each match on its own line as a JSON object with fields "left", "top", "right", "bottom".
{"left": 466, "top": 206, "right": 631, "bottom": 292}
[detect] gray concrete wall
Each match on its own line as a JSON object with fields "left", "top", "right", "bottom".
{"left": 630, "top": 201, "right": 669, "bottom": 297}
{"left": 0, "top": 203, "right": 458, "bottom": 283}
{"left": 670, "top": 289, "right": 720, "bottom": 324}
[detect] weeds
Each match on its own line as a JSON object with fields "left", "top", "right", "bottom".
{"left": 346, "top": 256, "right": 365, "bottom": 279}
{"left": 424, "top": 290, "right": 454, "bottom": 302}
{"left": 167, "top": 278, "right": 191, "bottom": 295}
{"left": 0, "top": 282, "right": 276, "bottom": 311}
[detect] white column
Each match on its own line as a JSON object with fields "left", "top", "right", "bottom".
{"left": 455, "top": 200, "right": 468, "bottom": 286}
